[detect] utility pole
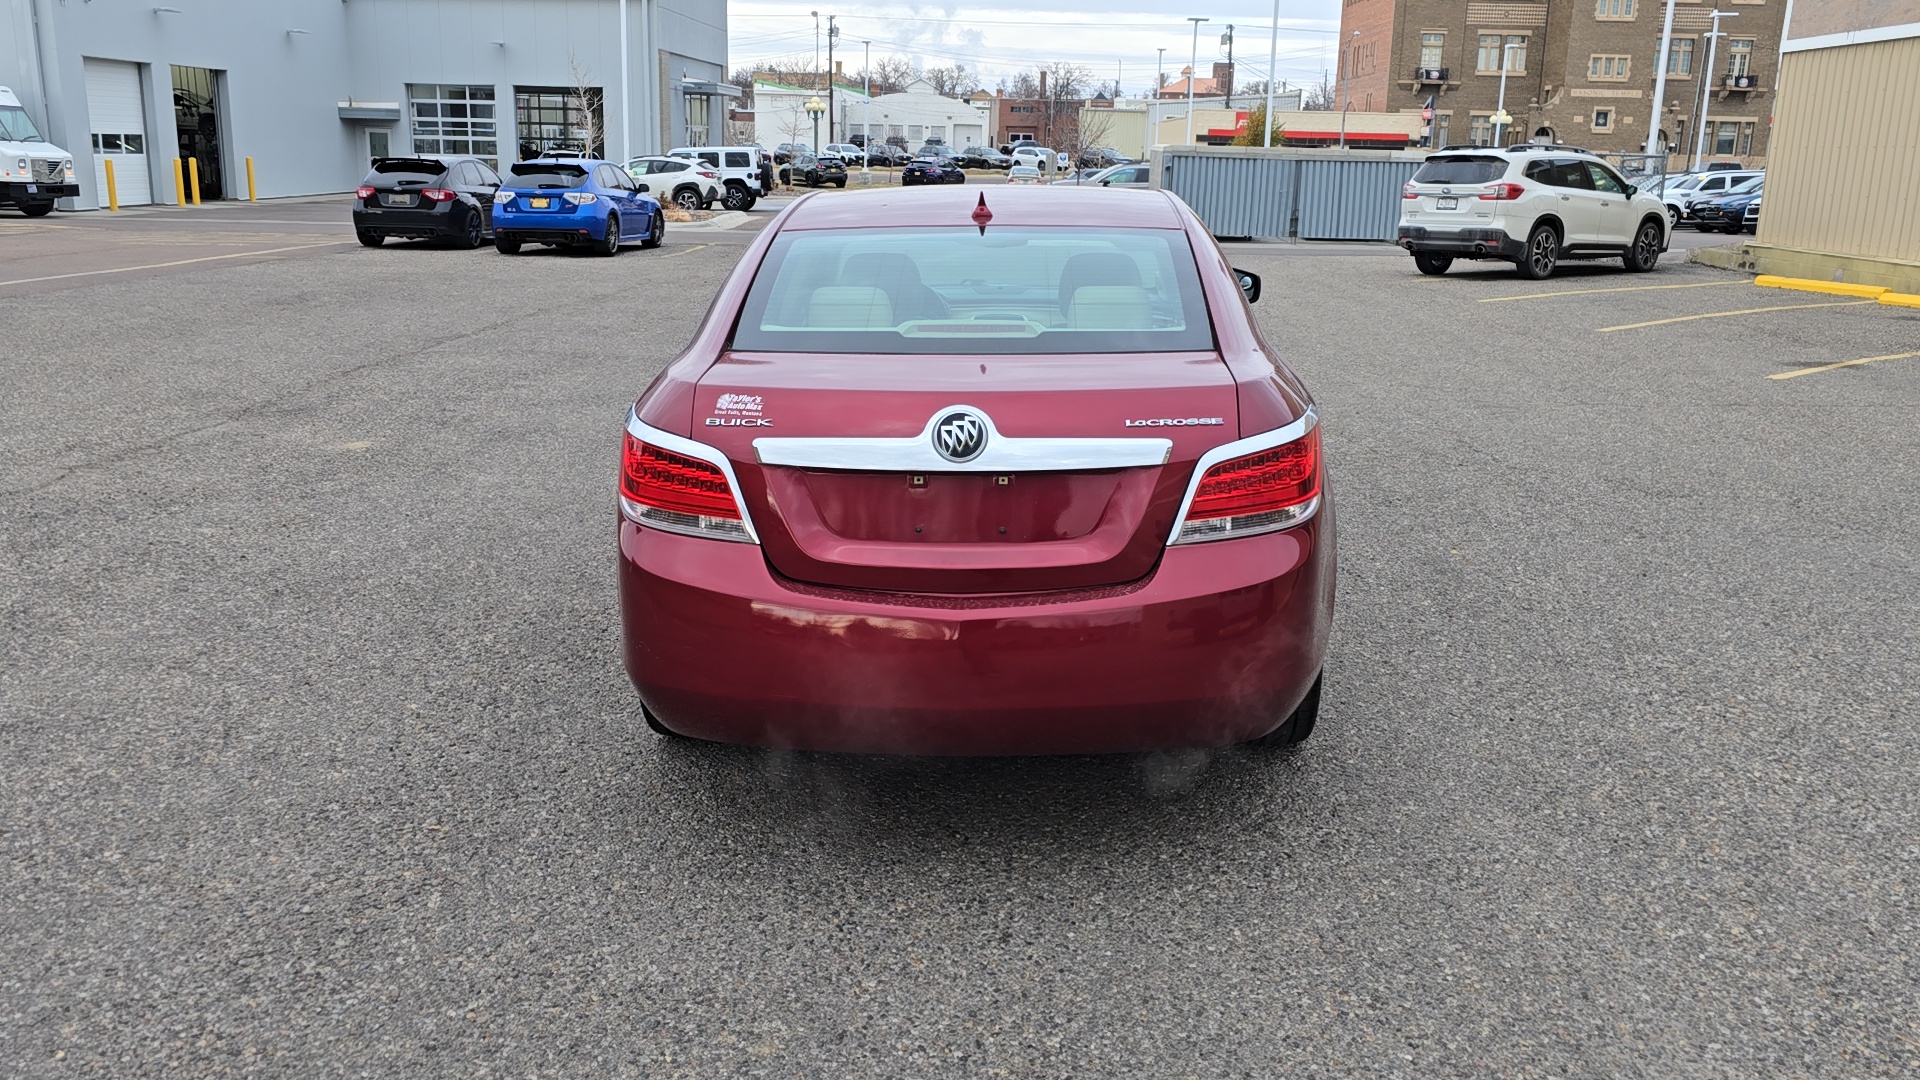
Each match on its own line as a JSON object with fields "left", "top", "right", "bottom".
{"left": 826, "top": 15, "right": 837, "bottom": 146}
{"left": 1645, "top": 0, "right": 1680, "bottom": 158}
{"left": 862, "top": 39, "right": 871, "bottom": 178}
{"left": 1222, "top": 24, "right": 1234, "bottom": 106}
{"left": 1157, "top": 47, "right": 1166, "bottom": 96}
{"left": 619, "top": 0, "right": 630, "bottom": 163}
{"left": 1265, "top": 0, "right": 1279, "bottom": 147}
{"left": 1186, "top": 16, "right": 1209, "bottom": 145}
{"left": 1691, "top": 10, "right": 1736, "bottom": 168}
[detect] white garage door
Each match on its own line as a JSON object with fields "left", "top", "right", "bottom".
{"left": 83, "top": 58, "right": 152, "bottom": 207}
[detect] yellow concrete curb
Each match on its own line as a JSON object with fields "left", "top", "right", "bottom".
{"left": 1754, "top": 275, "right": 1891, "bottom": 298}
{"left": 1879, "top": 292, "right": 1920, "bottom": 309}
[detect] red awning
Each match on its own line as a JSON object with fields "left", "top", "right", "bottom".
{"left": 1280, "top": 130, "right": 1412, "bottom": 143}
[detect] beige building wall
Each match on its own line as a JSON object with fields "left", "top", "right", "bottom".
{"left": 1758, "top": 34, "right": 1920, "bottom": 263}
{"left": 1082, "top": 107, "right": 1147, "bottom": 159}
{"left": 1788, "top": 0, "right": 1920, "bottom": 40}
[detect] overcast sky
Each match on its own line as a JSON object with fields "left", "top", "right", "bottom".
{"left": 727, "top": 1, "right": 1346, "bottom": 94}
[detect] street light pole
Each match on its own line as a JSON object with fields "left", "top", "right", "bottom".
{"left": 1264, "top": 0, "right": 1279, "bottom": 147}
{"left": 1185, "top": 16, "right": 1209, "bottom": 145}
{"left": 861, "top": 39, "right": 871, "bottom": 180}
{"left": 618, "top": 0, "right": 630, "bottom": 163}
{"left": 1339, "top": 29, "right": 1358, "bottom": 149}
{"left": 1691, "top": 10, "right": 1737, "bottom": 169}
{"left": 1493, "top": 40, "right": 1520, "bottom": 146}
{"left": 1645, "top": 0, "right": 1680, "bottom": 158}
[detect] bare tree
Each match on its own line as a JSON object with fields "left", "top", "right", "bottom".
{"left": 1064, "top": 107, "right": 1115, "bottom": 167}
{"left": 923, "top": 65, "right": 979, "bottom": 97}
{"left": 566, "top": 52, "right": 605, "bottom": 157}
{"left": 1302, "top": 74, "right": 1336, "bottom": 111}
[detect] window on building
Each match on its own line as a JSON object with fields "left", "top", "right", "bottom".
{"left": 1421, "top": 32, "right": 1446, "bottom": 68}
{"left": 1476, "top": 35, "right": 1503, "bottom": 72}
{"left": 1469, "top": 112, "right": 1493, "bottom": 145}
{"left": 1593, "top": 108, "right": 1614, "bottom": 131}
{"left": 409, "top": 84, "right": 499, "bottom": 167}
{"left": 1434, "top": 114, "right": 1450, "bottom": 148}
{"left": 1726, "top": 38, "right": 1754, "bottom": 77}
{"left": 685, "top": 94, "right": 711, "bottom": 146}
{"left": 1738, "top": 121, "right": 1755, "bottom": 155}
{"left": 1595, "top": 0, "right": 1636, "bottom": 18}
{"left": 1714, "top": 120, "right": 1739, "bottom": 154}
{"left": 1504, "top": 35, "right": 1528, "bottom": 72}
{"left": 1666, "top": 38, "right": 1695, "bottom": 75}
{"left": 1589, "top": 55, "right": 1631, "bottom": 80}
{"left": 514, "top": 87, "right": 603, "bottom": 160}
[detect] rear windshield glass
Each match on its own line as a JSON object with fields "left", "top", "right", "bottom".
{"left": 508, "top": 163, "right": 589, "bottom": 188}
{"left": 1726, "top": 177, "right": 1763, "bottom": 195}
{"left": 1412, "top": 157, "right": 1507, "bottom": 185}
{"left": 732, "top": 227, "right": 1214, "bottom": 355}
{"left": 367, "top": 159, "right": 446, "bottom": 182}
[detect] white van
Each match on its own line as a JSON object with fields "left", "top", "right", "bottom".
{"left": 0, "top": 86, "right": 77, "bottom": 216}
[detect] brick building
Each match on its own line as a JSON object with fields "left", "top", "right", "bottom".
{"left": 1340, "top": 0, "right": 1787, "bottom": 160}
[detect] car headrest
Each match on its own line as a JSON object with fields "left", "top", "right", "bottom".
{"left": 1066, "top": 286, "right": 1152, "bottom": 330}
{"left": 807, "top": 287, "right": 895, "bottom": 328}
{"left": 1058, "top": 253, "right": 1143, "bottom": 314}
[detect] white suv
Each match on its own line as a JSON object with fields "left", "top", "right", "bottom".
{"left": 1397, "top": 147, "right": 1670, "bottom": 279}
{"left": 666, "top": 146, "right": 773, "bottom": 210}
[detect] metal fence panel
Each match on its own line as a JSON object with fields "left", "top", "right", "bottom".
{"left": 1158, "top": 147, "right": 1428, "bottom": 242}
{"left": 1296, "top": 159, "right": 1422, "bottom": 241}
{"left": 1160, "top": 152, "right": 1297, "bottom": 239}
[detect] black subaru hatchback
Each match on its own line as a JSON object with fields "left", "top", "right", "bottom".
{"left": 352, "top": 156, "right": 502, "bottom": 248}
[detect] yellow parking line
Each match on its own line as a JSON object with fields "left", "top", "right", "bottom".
{"left": 657, "top": 243, "right": 710, "bottom": 260}
{"left": 1599, "top": 299, "right": 1875, "bottom": 332}
{"left": 1768, "top": 351, "right": 1920, "bottom": 380}
{"left": 1479, "top": 281, "right": 1745, "bottom": 303}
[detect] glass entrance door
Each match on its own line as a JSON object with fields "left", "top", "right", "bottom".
{"left": 171, "top": 66, "right": 225, "bottom": 200}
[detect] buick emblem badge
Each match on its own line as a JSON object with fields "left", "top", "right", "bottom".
{"left": 932, "top": 410, "right": 987, "bottom": 463}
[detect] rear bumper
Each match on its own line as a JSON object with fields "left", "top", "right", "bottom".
{"left": 618, "top": 512, "right": 1336, "bottom": 755}
{"left": 351, "top": 205, "right": 456, "bottom": 239}
{"left": 2, "top": 181, "right": 77, "bottom": 201}
{"left": 492, "top": 206, "right": 608, "bottom": 243}
{"left": 1397, "top": 225, "right": 1525, "bottom": 260}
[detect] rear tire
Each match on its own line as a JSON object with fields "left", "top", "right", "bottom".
{"left": 494, "top": 236, "right": 522, "bottom": 255}
{"left": 356, "top": 229, "right": 385, "bottom": 248}
{"left": 1246, "top": 672, "right": 1322, "bottom": 749}
{"left": 834, "top": 179, "right": 847, "bottom": 188}
{"left": 640, "top": 209, "right": 664, "bottom": 249}
{"left": 1516, "top": 223, "right": 1559, "bottom": 280}
{"left": 643, "top": 706, "right": 685, "bottom": 739}
{"left": 1624, "top": 220, "right": 1662, "bottom": 272}
{"left": 456, "top": 208, "right": 483, "bottom": 249}
{"left": 18, "top": 200, "right": 54, "bottom": 217}
{"left": 672, "top": 186, "right": 702, "bottom": 211}
{"left": 599, "top": 214, "right": 621, "bottom": 256}
{"left": 1413, "top": 252, "right": 1453, "bottom": 276}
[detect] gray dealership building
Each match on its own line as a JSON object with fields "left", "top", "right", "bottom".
{"left": 0, "top": 0, "right": 730, "bottom": 209}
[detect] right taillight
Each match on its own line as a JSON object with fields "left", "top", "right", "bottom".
{"left": 1478, "top": 182, "right": 1527, "bottom": 201}
{"left": 620, "top": 429, "right": 755, "bottom": 543}
{"left": 1171, "top": 425, "right": 1321, "bottom": 545}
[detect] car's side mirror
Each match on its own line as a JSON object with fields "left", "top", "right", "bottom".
{"left": 636, "top": 182, "right": 650, "bottom": 193}
{"left": 1235, "top": 269, "right": 1262, "bottom": 305}
{"left": 1099, "top": 179, "right": 1112, "bottom": 187}
{"left": 1626, "top": 184, "right": 1638, "bottom": 197}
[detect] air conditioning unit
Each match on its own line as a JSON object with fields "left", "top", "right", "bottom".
{"left": 1727, "top": 74, "right": 1757, "bottom": 89}
{"left": 1417, "top": 67, "right": 1449, "bottom": 83}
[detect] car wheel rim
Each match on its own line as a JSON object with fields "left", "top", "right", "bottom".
{"left": 676, "top": 191, "right": 699, "bottom": 210}
{"left": 467, "top": 216, "right": 481, "bottom": 246}
{"left": 1531, "top": 232, "right": 1556, "bottom": 273}
{"left": 1637, "top": 226, "right": 1658, "bottom": 264}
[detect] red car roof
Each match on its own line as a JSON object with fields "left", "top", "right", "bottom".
{"left": 777, "top": 186, "right": 1186, "bottom": 231}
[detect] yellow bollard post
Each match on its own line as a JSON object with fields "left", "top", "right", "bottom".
{"left": 188, "top": 158, "right": 202, "bottom": 206}
{"left": 103, "top": 158, "right": 120, "bottom": 211}
{"left": 172, "top": 157, "right": 186, "bottom": 205}
{"left": 245, "top": 157, "right": 257, "bottom": 201}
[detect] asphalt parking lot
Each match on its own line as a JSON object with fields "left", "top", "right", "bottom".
{"left": 3, "top": 197, "right": 1916, "bottom": 1078}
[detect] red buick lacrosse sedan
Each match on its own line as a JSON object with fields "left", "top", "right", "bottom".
{"left": 618, "top": 186, "right": 1334, "bottom": 754}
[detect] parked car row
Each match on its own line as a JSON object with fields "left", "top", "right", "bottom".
{"left": 1659, "top": 168, "right": 1764, "bottom": 230}
{"left": 352, "top": 155, "right": 664, "bottom": 255}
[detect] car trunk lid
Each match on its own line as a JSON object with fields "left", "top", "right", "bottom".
{"left": 695, "top": 351, "right": 1239, "bottom": 594}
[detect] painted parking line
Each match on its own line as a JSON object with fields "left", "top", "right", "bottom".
{"left": 0, "top": 241, "right": 354, "bottom": 288}
{"left": 656, "top": 243, "right": 711, "bottom": 260}
{"left": 1598, "top": 299, "right": 1876, "bottom": 333}
{"left": 1479, "top": 280, "right": 1746, "bottom": 303}
{"left": 1768, "top": 351, "right": 1920, "bottom": 381}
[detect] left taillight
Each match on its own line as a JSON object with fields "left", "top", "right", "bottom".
{"left": 356, "top": 185, "right": 375, "bottom": 199}
{"left": 620, "top": 430, "right": 756, "bottom": 543}
{"left": 1170, "top": 423, "right": 1321, "bottom": 545}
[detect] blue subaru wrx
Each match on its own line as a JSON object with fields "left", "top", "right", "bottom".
{"left": 492, "top": 158, "right": 663, "bottom": 256}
